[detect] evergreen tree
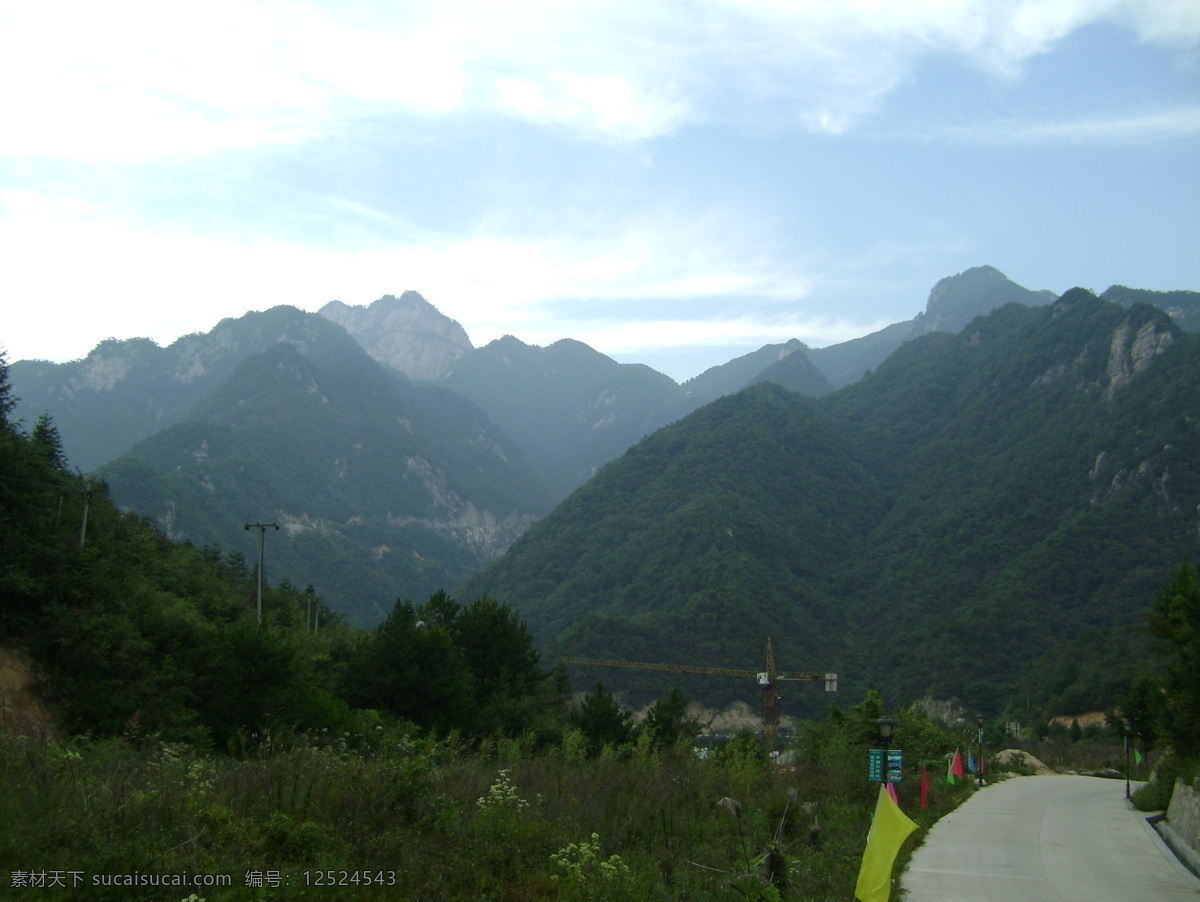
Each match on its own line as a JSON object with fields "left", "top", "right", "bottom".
{"left": 1145, "top": 563, "right": 1200, "bottom": 757}
{"left": 570, "top": 683, "right": 634, "bottom": 754}
{"left": 0, "top": 348, "right": 17, "bottom": 431}
{"left": 1116, "top": 674, "right": 1164, "bottom": 750}
{"left": 453, "top": 594, "right": 549, "bottom": 735}
{"left": 30, "top": 412, "right": 68, "bottom": 470}
{"left": 643, "top": 685, "right": 706, "bottom": 751}
{"left": 343, "top": 597, "right": 475, "bottom": 734}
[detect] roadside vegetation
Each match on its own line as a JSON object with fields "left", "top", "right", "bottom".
{"left": 1125, "top": 562, "right": 1200, "bottom": 813}
{"left": 0, "top": 694, "right": 979, "bottom": 901}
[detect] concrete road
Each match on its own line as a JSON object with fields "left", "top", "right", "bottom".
{"left": 901, "top": 775, "right": 1200, "bottom": 901}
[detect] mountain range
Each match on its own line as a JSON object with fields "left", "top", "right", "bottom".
{"left": 462, "top": 290, "right": 1200, "bottom": 715}
{"left": 84, "top": 308, "right": 549, "bottom": 624}
{"left": 7, "top": 266, "right": 1199, "bottom": 664}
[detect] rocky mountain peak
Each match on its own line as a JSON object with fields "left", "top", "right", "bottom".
{"left": 923, "top": 265, "right": 1054, "bottom": 332}
{"left": 319, "top": 291, "right": 474, "bottom": 380}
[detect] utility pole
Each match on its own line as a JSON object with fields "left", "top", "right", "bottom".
{"left": 244, "top": 522, "right": 280, "bottom": 625}
{"left": 77, "top": 483, "right": 92, "bottom": 549}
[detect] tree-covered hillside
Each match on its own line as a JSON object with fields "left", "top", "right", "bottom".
{"left": 0, "top": 347, "right": 560, "bottom": 746}
{"left": 93, "top": 313, "right": 551, "bottom": 626}
{"left": 461, "top": 291, "right": 1200, "bottom": 717}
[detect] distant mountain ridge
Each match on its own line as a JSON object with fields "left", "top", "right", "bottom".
{"left": 1101, "top": 285, "right": 1200, "bottom": 333}
{"left": 7, "top": 266, "right": 1196, "bottom": 632}
{"left": 9, "top": 308, "right": 387, "bottom": 472}
{"left": 435, "top": 335, "right": 694, "bottom": 501}
{"left": 683, "top": 339, "right": 828, "bottom": 398}
{"left": 805, "top": 265, "right": 1058, "bottom": 388}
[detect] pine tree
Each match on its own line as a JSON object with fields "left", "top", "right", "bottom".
{"left": 570, "top": 683, "right": 634, "bottom": 754}
{"left": 31, "top": 412, "right": 68, "bottom": 470}
{"left": 1146, "top": 564, "right": 1200, "bottom": 757}
{"left": 0, "top": 349, "right": 17, "bottom": 431}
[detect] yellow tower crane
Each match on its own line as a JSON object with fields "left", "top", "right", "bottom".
{"left": 559, "top": 638, "right": 838, "bottom": 751}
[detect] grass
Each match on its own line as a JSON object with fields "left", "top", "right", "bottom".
{"left": 0, "top": 727, "right": 976, "bottom": 901}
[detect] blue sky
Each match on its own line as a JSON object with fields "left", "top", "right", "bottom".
{"left": 2, "top": 1, "right": 1197, "bottom": 381}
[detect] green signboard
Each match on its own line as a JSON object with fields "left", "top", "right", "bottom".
{"left": 867, "top": 748, "right": 903, "bottom": 782}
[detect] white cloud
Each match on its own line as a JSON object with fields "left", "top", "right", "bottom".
{"left": 938, "top": 105, "right": 1200, "bottom": 144}
{"left": 4, "top": 0, "right": 1196, "bottom": 161}
{"left": 0, "top": 197, "right": 824, "bottom": 362}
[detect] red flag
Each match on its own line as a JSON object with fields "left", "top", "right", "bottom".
{"left": 920, "top": 764, "right": 929, "bottom": 810}
{"left": 947, "top": 748, "right": 964, "bottom": 784}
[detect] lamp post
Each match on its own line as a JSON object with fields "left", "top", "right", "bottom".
{"left": 878, "top": 716, "right": 895, "bottom": 788}
{"left": 976, "top": 715, "right": 985, "bottom": 787}
{"left": 244, "top": 522, "right": 280, "bottom": 625}
{"left": 1124, "top": 719, "right": 1131, "bottom": 800}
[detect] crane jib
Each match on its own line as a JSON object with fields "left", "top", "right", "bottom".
{"left": 557, "top": 656, "right": 837, "bottom": 692}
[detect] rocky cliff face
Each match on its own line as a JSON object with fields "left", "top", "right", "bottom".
{"left": 1104, "top": 312, "right": 1175, "bottom": 397}
{"left": 319, "top": 292, "right": 474, "bottom": 380}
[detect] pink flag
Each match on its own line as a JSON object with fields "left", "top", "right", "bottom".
{"left": 920, "top": 764, "right": 929, "bottom": 810}
{"left": 886, "top": 781, "right": 899, "bottom": 805}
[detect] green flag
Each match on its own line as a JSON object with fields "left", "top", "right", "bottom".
{"left": 1135, "top": 749, "right": 1144, "bottom": 766}
{"left": 855, "top": 783, "right": 918, "bottom": 902}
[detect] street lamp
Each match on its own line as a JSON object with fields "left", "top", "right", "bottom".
{"left": 878, "top": 716, "right": 895, "bottom": 747}
{"left": 1124, "top": 720, "right": 1131, "bottom": 800}
{"left": 976, "top": 715, "right": 985, "bottom": 787}
{"left": 878, "top": 717, "right": 896, "bottom": 787}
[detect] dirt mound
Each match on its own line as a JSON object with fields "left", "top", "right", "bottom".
{"left": 1048, "top": 711, "right": 1109, "bottom": 729}
{"left": 995, "top": 748, "right": 1055, "bottom": 775}
{"left": 0, "top": 647, "right": 56, "bottom": 739}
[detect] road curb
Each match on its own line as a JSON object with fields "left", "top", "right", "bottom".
{"left": 1148, "top": 814, "right": 1200, "bottom": 887}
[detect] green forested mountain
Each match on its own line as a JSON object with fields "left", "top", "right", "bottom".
{"left": 94, "top": 309, "right": 550, "bottom": 625}
{"left": 0, "top": 351, "right": 560, "bottom": 749}
{"left": 9, "top": 269, "right": 1195, "bottom": 637}
{"left": 460, "top": 290, "right": 1200, "bottom": 717}
{"left": 435, "top": 335, "right": 695, "bottom": 501}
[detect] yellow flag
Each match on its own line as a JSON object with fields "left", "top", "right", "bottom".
{"left": 855, "top": 783, "right": 919, "bottom": 902}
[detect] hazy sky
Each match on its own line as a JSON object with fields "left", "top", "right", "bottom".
{"left": 2, "top": 1, "right": 1198, "bottom": 381}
